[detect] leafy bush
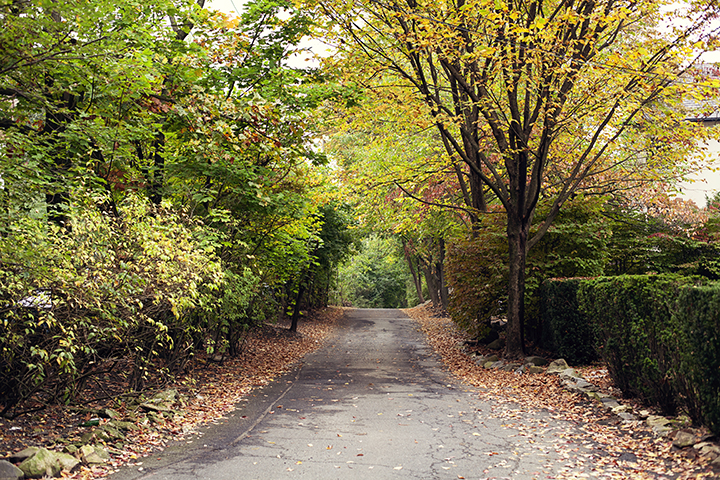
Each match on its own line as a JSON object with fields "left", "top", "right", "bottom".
{"left": 539, "top": 278, "right": 598, "bottom": 365}
{"left": 445, "top": 227, "right": 507, "bottom": 339}
{"left": 0, "top": 194, "right": 225, "bottom": 416}
{"left": 540, "top": 274, "right": 720, "bottom": 433}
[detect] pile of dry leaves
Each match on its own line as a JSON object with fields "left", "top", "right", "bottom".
{"left": 0, "top": 308, "right": 342, "bottom": 479}
{"left": 403, "top": 303, "right": 720, "bottom": 480}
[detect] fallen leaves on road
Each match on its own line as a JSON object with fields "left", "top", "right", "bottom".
{"left": 403, "top": 303, "right": 720, "bottom": 480}
{"left": 0, "top": 309, "right": 341, "bottom": 479}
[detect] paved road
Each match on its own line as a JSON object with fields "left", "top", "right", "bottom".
{"left": 112, "top": 309, "right": 598, "bottom": 479}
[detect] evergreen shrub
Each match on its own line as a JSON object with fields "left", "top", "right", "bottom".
{"left": 539, "top": 278, "right": 597, "bottom": 365}
{"left": 673, "top": 284, "right": 720, "bottom": 433}
{"left": 577, "top": 275, "right": 698, "bottom": 416}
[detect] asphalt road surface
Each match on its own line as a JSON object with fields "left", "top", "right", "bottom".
{"left": 111, "top": 309, "right": 599, "bottom": 480}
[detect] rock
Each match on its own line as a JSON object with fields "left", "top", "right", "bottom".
{"left": 18, "top": 448, "right": 61, "bottom": 478}
{"left": 585, "top": 391, "right": 600, "bottom": 401}
{"left": 138, "top": 402, "right": 175, "bottom": 413}
{"left": 63, "top": 445, "right": 78, "bottom": 455}
{"left": 99, "top": 408, "right": 121, "bottom": 420}
{"left": 559, "top": 368, "right": 581, "bottom": 380}
{"left": 8, "top": 446, "right": 39, "bottom": 463}
{"left": 108, "top": 420, "right": 137, "bottom": 432}
{"left": 673, "top": 431, "right": 697, "bottom": 449}
{"left": 572, "top": 379, "right": 595, "bottom": 390}
{"left": 524, "top": 356, "right": 548, "bottom": 366}
{"left": 484, "top": 354, "right": 499, "bottom": 363}
{"left": 500, "top": 363, "right": 521, "bottom": 372}
{"left": 646, "top": 415, "right": 672, "bottom": 436}
{"left": 483, "top": 361, "right": 495, "bottom": 369}
{"left": 546, "top": 359, "right": 570, "bottom": 374}
{"left": 526, "top": 365, "right": 544, "bottom": 374}
{"left": 611, "top": 405, "right": 633, "bottom": 414}
{"left": 0, "top": 460, "right": 24, "bottom": 480}
{"left": 138, "top": 388, "right": 183, "bottom": 413}
{"left": 618, "top": 412, "right": 638, "bottom": 422}
{"left": 698, "top": 444, "right": 720, "bottom": 460}
{"left": 100, "top": 425, "right": 125, "bottom": 440}
{"left": 487, "top": 338, "right": 505, "bottom": 350}
{"left": 54, "top": 453, "right": 79, "bottom": 473}
{"left": 638, "top": 410, "right": 651, "bottom": 420}
{"left": 489, "top": 361, "right": 505, "bottom": 369}
{"left": 600, "top": 398, "right": 621, "bottom": 410}
{"left": 79, "top": 445, "right": 110, "bottom": 465}
{"left": 563, "top": 377, "right": 598, "bottom": 394}
{"left": 646, "top": 415, "right": 671, "bottom": 427}
{"left": 80, "top": 428, "right": 111, "bottom": 444}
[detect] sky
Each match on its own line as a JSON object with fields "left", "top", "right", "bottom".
{"left": 205, "top": 0, "right": 720, "bottom": 208}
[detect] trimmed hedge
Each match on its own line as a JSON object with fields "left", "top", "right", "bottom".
{"left": 539, "top": 278, "right": 598, "bottom": 365}
{"left": 578, "top": 275, "right": 697, "bottom": 415}
{"left": 542, "top": 275, "right": 720, "bottom": 433}
{"left": 674, "top": 285, "right": 720, "bottom": 433}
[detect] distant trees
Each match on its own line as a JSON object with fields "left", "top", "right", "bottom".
{"left": 334, "top": 235, "right": 414, "bottom": 308}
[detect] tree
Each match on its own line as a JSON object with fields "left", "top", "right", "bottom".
{"left": 306, "top": 0, "right": 719, "bottom": 357}
{"left": 325, "top": 128, "right": 460, "bottom": 309}
{"left": 0, "top": 0, "right": 353, "bottom": 414}
{"left": 338, "top": 234, "right": 412, "bottom": 308}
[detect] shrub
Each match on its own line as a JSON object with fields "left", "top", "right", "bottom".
{"left": 539, "top": 278, "right": 598, "bottom": 365}
{"left": 577, "top": 275, "right": 698, "bottom": 415}
{"left": 673, "top": 284, "right": 720, "bottom": 433}
{"left": 445, "top": 227, "right": 507, "bottom": 340}
{"left": 0, "top": 194, "right": 225, "bottom": 416}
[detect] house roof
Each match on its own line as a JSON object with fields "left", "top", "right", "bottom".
{"left": 683, "top": 63, "right": 720, "bottom": 122}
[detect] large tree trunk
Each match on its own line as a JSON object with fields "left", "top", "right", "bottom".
{"left": 505, "top": 213, "right": 528, "bottom": 360}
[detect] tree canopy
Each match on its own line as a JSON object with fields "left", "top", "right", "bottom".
{"left": 0, "top": 0, "right": 356, "bottom": 416}
{"left": 305, "top": 0, "right": 720, "bottom": 357}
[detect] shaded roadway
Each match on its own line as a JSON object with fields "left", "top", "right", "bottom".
{"left": 111, "top": 308, "right": 600, "bottom": 479}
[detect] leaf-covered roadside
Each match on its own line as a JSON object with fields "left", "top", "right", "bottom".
{"left": 0, "top": 309, "right": 342, "bottom": 479}
{"left": 404, "top": 303, "right": 720, "bottom": 480}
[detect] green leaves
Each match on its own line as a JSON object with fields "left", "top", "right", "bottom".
{"left": 336, "top": 235, "right": 411, "bottom": 308}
